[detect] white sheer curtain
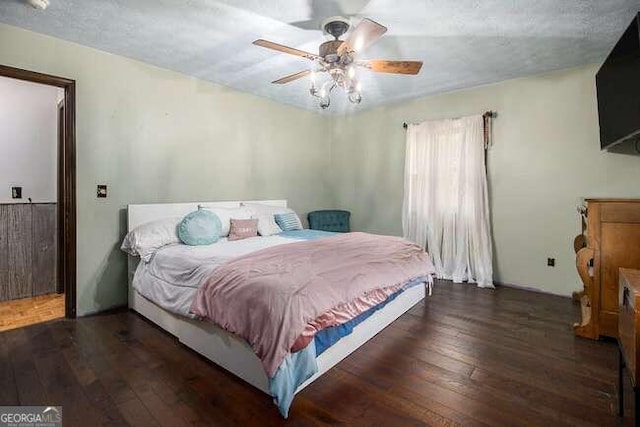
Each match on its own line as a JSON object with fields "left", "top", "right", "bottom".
{"left": 402, "top": 115, "right": 494, "bottom": 288}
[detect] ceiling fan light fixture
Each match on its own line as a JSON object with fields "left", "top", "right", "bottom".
{"left": 322, "top": 16, "right": 351, "bottom": 39}
{"left": 348, "top": 92, "right": 362, "bottom": 104}
{"left": 319, "top": 97, "right": 331, "bottom": 109}
{"left": 27, "top": 0, "right": 49, "bottom": 10}
{"left": 309, "top": 70, "right": 318, "bottom": 96}
{"left": 253, "top": 17, "right": 422, "bottom": 110}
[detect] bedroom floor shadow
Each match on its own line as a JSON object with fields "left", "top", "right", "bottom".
{"left": 0, "top": 280, "right": 628, "bottom": 426}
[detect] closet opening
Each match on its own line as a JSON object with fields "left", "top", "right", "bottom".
{"left": 0, "top": 64, "right": 76, "bottom": 330}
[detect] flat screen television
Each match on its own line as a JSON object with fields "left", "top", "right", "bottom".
{"left": 596, "top": 12, "right": 640, "bottom": 154}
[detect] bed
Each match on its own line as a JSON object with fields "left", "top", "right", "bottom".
{"left": 126, "top": 200, "right": 432, "bottom": 416}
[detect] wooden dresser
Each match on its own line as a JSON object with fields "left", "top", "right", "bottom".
{"left": 618, "top": 268, "right": 640, "bottom": 423}
{"left": 573, "top": 199, "right": 640, "bottom": 339}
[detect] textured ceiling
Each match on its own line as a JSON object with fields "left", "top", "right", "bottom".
{"left": 1, "top": 0, "right": 639, "bottom": 114}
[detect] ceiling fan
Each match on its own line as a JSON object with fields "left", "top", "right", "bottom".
{"left": 253, "top": 17, "right": 423, "bottom": 109}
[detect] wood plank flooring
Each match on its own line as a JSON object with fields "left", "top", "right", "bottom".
{"left": 0, "top": 281, "right": 631, "bottom": 426}
{"left": 0, "top": 293, "right": 64, "bottom": 332}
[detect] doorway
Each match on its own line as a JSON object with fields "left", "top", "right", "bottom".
{"left": 0, "top": 64, "right": 76, "bottom": 329}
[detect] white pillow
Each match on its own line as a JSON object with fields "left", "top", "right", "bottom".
{"left": 121, "top": 217, "right": 181, "bottom": 262}
{"left": 197, "top": 205, "right": 252, "bottom": 237}
{"left": 242, "top": 203, "right": 295, "bottom": 237}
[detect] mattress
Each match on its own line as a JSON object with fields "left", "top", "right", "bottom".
{"left": 131, "top": 229, "right": 429, "bottom": 417}
{"left": 132, "top": 231, "right": 332, "bottom": 316}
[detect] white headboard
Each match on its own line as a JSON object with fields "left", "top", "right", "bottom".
{"left": 127, "top": 199, "right": 287, "bottom": 231}
{"left": 126, "top": 199, "right": 287, "bottom": 307}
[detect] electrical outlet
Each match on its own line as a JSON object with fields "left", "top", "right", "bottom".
{"left": 547, "top": 257, "right": 555, "bottom": 267}
{"left": 11, "top": 186, "right": 22, "bottom": 199}
{"left": 97, "top": 185, "right": 107, "bottom": 198}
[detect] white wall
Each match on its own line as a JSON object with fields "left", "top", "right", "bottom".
{"left": 0, "top": 23, "right": 333, "bottom": 315}
{"left": 0, "top": 76, "right": 62, "bottom": 203}
{"left": 330, "top": 65, "right": 640, "bottom": 297}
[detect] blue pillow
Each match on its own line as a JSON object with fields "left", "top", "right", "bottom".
{"left": 178, "top": 209, "right": 222, "bottom": 245}
{"left": 274, "top": 212, "right": 302, "bottom": 232}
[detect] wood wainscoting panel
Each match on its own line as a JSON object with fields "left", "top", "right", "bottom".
{"left": 0, "top": 203, "right": 57, "bottom": 302}
{"left": 0, "top": 205, "right": 8, "bottom": 301}
{"left": 7, "top": 204, "right": 33, "bottom": 301}
{"left": 32, "top": 204, "right": 57, "bottom": 296}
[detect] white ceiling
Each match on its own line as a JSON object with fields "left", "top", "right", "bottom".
{"left": 1, "top": 0, "right": 639, "bottom": 114}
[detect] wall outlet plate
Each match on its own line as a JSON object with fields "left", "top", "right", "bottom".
{"left": 11, "top": 186, "right": 22, "bottom": 199}
{"left": 97, "top": 185, "right": 107, "bottom": 198}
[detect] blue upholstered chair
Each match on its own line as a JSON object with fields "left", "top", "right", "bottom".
{"left": 307, "top": 210, "right": 351, "bottom": 233}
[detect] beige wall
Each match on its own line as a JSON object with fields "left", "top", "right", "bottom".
{"left": 330, "top": 65, "right": 640, "bottom": 296}
{"left": 0, "top": 24, "right": 332, "bottom": 315}
{"left": 2, "top": 21, "right": 639, "bottom": 311}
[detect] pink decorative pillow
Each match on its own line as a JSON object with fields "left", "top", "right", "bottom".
{"left": 228, "top": 218, "right": 259, "bottom": 241}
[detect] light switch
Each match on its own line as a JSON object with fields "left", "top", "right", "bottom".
{"left": 11, "top": 186, "right": 22, "bottom": 199}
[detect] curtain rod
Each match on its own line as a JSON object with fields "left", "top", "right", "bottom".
{"left": 402, "top": 111, "right": 497, "bottom": 129}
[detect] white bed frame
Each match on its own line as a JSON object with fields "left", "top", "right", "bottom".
{"left": 127, "top": 200, "right": 426, "bottom": 396}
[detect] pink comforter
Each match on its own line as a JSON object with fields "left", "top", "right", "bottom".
{"left": 190, "top": 232, "right": 435, "bottom": 377}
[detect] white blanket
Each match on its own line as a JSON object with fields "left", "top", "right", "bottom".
{"left": 133, "top": 235, "right": 305, "bottom": 316}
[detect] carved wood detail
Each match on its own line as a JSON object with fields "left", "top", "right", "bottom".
{"left": 573, "top": 234, "right": 586, "bottom": 254}
{"left": 573, "top": 246, "right": 596, "bottom": 339}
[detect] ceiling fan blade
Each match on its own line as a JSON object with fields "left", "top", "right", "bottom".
{"left": 289, "top": 20, "right": 321, "bottom": 31}
{"left": 358, "top": 60, "right": 423, "bottom": 75}
{"left": 272, "top": 70, "right": 312, "bottom": 84}
{"left": 337, "top": 18, "right": 387, "bottom": 56}
{"left": 253, "top": 39, "right": 319, "bottom": 61}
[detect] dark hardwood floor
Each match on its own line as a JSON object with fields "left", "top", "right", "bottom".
{"left": 0, "top": 281, "right": 631, "bottom": 426}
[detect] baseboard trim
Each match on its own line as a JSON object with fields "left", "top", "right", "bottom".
{"left": 495, "top": 281, "right": 572, "bottom": 299}
{"left": 79, "top": 304, "right": 128, "bottom": 317}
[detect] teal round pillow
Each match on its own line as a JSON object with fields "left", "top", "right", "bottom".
{"left": 178, "top": 209, "right": 222, "bottom": 245}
